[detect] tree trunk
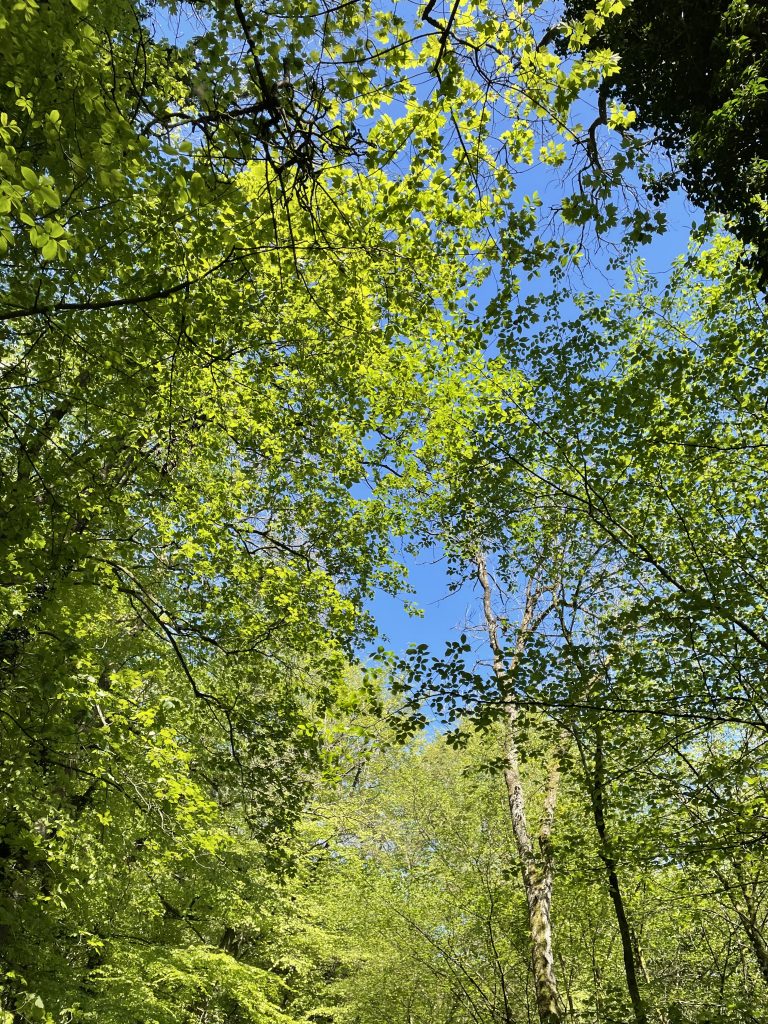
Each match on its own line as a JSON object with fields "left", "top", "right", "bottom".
{"left": 675, "top": 758, "right": 768, "bottom": 992}
{"left": 503, "top": 725, "right": 563, "bottom": 1024}
{"left": 578, "top": 727, "right": 647, "bottom": 1024}
{"left": 712, "top": 859, "right": 768, "bottom": 988}
{"left": 475, "top": 553, "right": 565, "bottom": 1024}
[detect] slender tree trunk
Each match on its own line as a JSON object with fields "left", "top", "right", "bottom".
{"left": 675, "top": 756, "right": 768, "bottom": 992}
{"left": 577, "top": 727, "right": 647, "bottom": 1024}
{"left": 741, "top": 917, "right": 768, "bottom": 989}
{"left": 475, "top": 553, "right": 565, "bottom": 1024}
{"left": 712, "top": 860, "right": 768, "bottom": 988}
{"left": 504, "top": 722, "right": 563, "bottom": 1024}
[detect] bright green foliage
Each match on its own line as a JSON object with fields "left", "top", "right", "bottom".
{"left": 422, "top": 234, "right": 768, "bottom": 735}
{"left": 303, "top": 734, "right": 557, "bottom": 1024}
{"left": 298, "top": 726, "right": 768, "bottom": 1024}
{"left": 3, "top": 0, "right": 767, "bottom": 1022}
{"left": 0, "top": 0, "right": 642, "bottom": 1021}
{"left": 387, "top": 232, "right": 768, "bottom": 1022}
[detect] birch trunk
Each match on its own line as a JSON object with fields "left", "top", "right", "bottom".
{"left": 475, "top": 553, "right": 565, "bottom": 1024}
{"left": 504, "top": 721, "right": 563, "bottom": 1024}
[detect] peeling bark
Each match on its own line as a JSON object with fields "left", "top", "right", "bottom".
{"left": 475, "top": 553, "right": 565, "bottom": 1024}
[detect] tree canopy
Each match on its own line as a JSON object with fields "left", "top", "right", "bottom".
{"left": 2, "top": 2, "right": 768, "bottom": 1024}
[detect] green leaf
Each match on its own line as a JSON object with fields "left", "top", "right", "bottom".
{"left": 20, "top": 166, "right": 38, "bottom": 187}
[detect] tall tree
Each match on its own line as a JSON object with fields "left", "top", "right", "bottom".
{"left": 474, "top": 554, "right": 565, "bottom": 1024}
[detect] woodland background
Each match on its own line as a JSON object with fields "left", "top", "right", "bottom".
{"left": 1, "top": 1, "right": 768, "bottom": 1022}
